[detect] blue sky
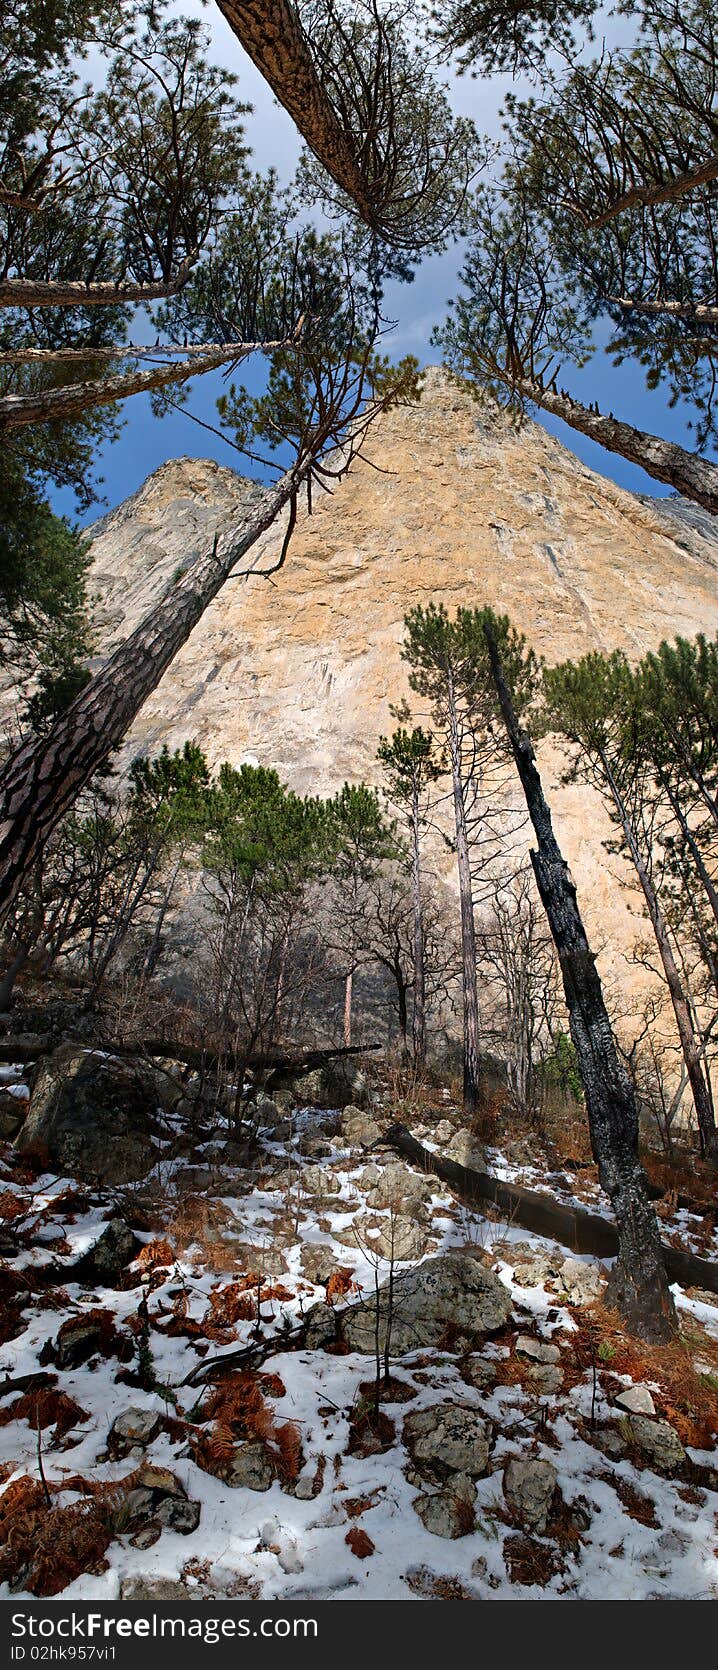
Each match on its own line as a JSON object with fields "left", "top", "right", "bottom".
{"left": 52, "top": 4, "right": 701, "bottom": 525}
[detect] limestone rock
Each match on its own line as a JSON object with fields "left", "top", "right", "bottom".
{"left": 403, "top": 1403, "right": 492, "bottom": 1480}
{"left": 342, "top": 1249, "right": 512, "bottom": 1356}
{"left": 516, "top": 1334, "right": 561, "bottom": 1365}
{"left": 557, "top": 1257, "right": 605, "bottom": 1304}
{"left": 299, "top": 1244, "right": 344, "bottom": 1286}
{"left": 363, "top": 1161, "right": 433, "bottom": 1215}
{"left": 80, "top": 1218, "right": 139, "bottom": 1284}
{"left": 303, "top": 1302, "right": 338, "bottom": 1349}
{"left": 503, "top": 1457, "right": 558, "bottom": 1534}
{"left": 446, "top": 1128, "right": 485, "bottom": 1170}
{"left": 622, "top": 1414, "right": 686, "bottom": 1474}
{"left": 352, "top": 1212, "right": 430, "bottom": 1262}
{"left": 16, "top": 1046, "right": 160, "bottom": 1184}
{"left": 413, "top": 1473, "right": 476, "bottom": 1539}
{"left": 13, "top": 367, "right": 714, "bottom": 1048}
{"left": 225, "top": 1442, "right": 276, "bottom": 1491}
{"left": 110, "top": 1408, "right": 162, "bottom": 1451}
{"left": 615, "top": 1384, "right": 656, "bottom": 1417}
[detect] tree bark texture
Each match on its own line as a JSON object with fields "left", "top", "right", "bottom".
{"left": 215, "top": 0, "right": 375, "bottom": 226}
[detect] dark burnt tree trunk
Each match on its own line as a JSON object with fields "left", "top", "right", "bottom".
{"left": 0, "top": 479, "right": 293, "bottom": 923}
{"left": 483, "top": 622, "right": 677, "bottom": 1342}
{"left": 446, "top": 666, "right": 482, "bottom": 1114}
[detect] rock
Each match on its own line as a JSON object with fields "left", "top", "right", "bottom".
{"left": 446, "top": 1128, "right": 485, "bottom": 1170}
{"left": 110, "top": 1408, "right": 162, "bottom": 1450}
{"left": 557, "top": 1257, "right": 605, "bottom": 1304}
{"left": 79, "top": 1218, "right": 139, "bottom": 1284}
{"left": 461, "top": 1354, "right": 499, "bottom": 1392}
{"left": 621, "top": 1414, "right": 686, "bottom": 1474}
{"left": 135, "top": 1464, "right": 186, "bottom": 1497}
{"left": 342, "top": 1106, "right": 382, "bottom": 1148}
{"left": 342, "top": 1250, "right": 512, "bottom": 1356}
{"left": 364, "top": 1162, "right": 433, "bottom": 1215}
{"left": 526, "top": 1364, "right": 563, "bottom": 1395}
{"left": 155, "top": 1496, "right": 201, "bottom": 1533}
{"left": 503, "top": 1456, "right": 558, "bottom": 1534}
{"left": 615, "top": 1384, "right": 656, "bottom": 1417}
{"left": 15, "top": 1046, "right": 161, "bottom": 1184}
{"left": 403, "top": 1403, "right": 492, "bottom": 1480}
{"left": 592, "top": 1425, "right": 628, "bottom": 1460}
{"left": 288, "top": 1063, "right": 369, "bottom": 1110}
{"left": 303, "top": 1302, "right": 338, "bottom": 1349}
{"left": 508, "top": 1242, "right": 564, "bottom": 1287}
{"left": 233, "top": 1243, "right": 288, "bottom": 1278}
{"left": 299, "top": 1244, "right": 344, "bottom": 1286}
{"left": 434, "top": 1120, "right": 454, "bottom": 1144}
{"left": 515, "top": 1334, "right": 561, "bottom": 1365}
{"left": 413, "top": 1473, "right": 476, "bottom": 1539}
{"left": 352, "top": 1212, "right": 430, "bottom": 1262}
{"left": 300, "top": 1164, "right": 343, "bottom": 1198}
{"left": 225, "top": 1442, "right": 275, "bottom": 1491}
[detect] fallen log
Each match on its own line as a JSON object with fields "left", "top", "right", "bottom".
{"left": 383, "top": 1123, "right": 718, "bottom": 1298}
{"left": 0, "top": 1034, "right": 379, "bottom": 1077}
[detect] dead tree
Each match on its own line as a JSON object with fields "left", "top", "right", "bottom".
{"left": 482, "top": 616, "right": 677, "bottom": 1342}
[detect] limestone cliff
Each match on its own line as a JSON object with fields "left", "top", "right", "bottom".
{"left": 85, "top": 369, "right": 718, "bottom": 1011}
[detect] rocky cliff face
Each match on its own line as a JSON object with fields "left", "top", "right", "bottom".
{"left": 86, "top": 369, "right": 718, "bottom": 1009}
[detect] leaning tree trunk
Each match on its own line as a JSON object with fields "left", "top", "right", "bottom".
{"left": 515, "top": 376, "right": 718, "bottom": 515}
{"left": 483, "top": 623, "right": 677, "bottom": 1341}
{"left": 598, "top": 751, "right": 718, "bottom": 1164}
{"left": 0, "top": 477, "right": 293, "bottom": 921}
{"left": 215, "top": 1, "right": 376, "bottom": 227}
{"left": 410, "top": 786, "right": 427, "bottom": 1071}
{"left": 446, "top": 667, "right": 482, "bottom": 1114}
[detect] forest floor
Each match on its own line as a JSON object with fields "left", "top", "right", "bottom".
{"left": 1, "top": 1061, "right": 718, "bottom": 1602}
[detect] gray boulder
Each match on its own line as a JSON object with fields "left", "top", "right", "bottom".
{"left": 364, "top": 1162, "right": 433, "bottom": 1215}
{"left": 403, "top": 1403, "right": 492, "bottom": 1480}
{"left": 303, "top": 1302, "right": 338, "bottom": 1349}
{"left": 615, "top": 1384, "right": 656, "bottom": 1417}
{"left": 503, "top": 1456, "right": 558, "bottom": 1534}
{"left": 342, "top": 1250, "right": 512, "bottom": 1356}
{"left": 225, "top": 1442, "right": 276, "bottom": 1491}
{"left": 558, "top": 1257, "right": 605, "bottom": 1304}
{"left": 515, "top": 1334, "right": 561, "bottom": 1365}
{"left": 413, "top": 1473, "right": 476, "bottom": 1539}
{"left": 15, "top": 1046, "right": 162, "bottom": 1183}
{"left": 621, "top": 1414, "right": 686, "bottom": 1474}
{"left": 446, "top": 1128, "right": 485, "bottom": 1170}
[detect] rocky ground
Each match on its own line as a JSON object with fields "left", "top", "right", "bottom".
{"left": 1, "top": 1057, "right": 717, "bottom": 1601}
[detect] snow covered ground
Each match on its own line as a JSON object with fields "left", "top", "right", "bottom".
{"left": 1, "top": 1088, "right": 717, "bottom": 1602}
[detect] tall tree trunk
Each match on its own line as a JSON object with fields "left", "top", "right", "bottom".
{"left": 446, "top": 667, "right": 481, "bottom": 1113}
{"left": 215, "top": 1, "right": 376, "bottom": 227}
{"left": 515, "top": 376, "right": 718, "bottom": 514}
{"left": 410, "top": 786, "right": 426, "bottom": 1070}
{"left": 598, "top": 750, "right": 718, "bottom": 1163}
{"left": 483, "top": 623, "right": 677, "bottom": 1342}
{"left": 0, "top": 477, "right": 294, "bottom": 921}
{"left": 343, "top": 970, "right": 353, "bottom": 1049}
